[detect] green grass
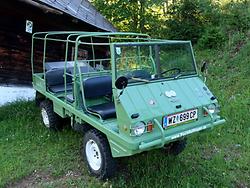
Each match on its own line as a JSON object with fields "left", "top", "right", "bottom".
{"left": 1, "top": 35, "right": 250, "bottom": 187}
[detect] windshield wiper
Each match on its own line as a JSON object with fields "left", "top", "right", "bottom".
{"left": 131, "top": 77, "right": 150, "bottom": 83}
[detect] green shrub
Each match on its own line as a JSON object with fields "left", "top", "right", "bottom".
{"left": 222, "top": 0, "right": 250, "bottom": 33}
{"left": 164, "top": 0, "right": 221, "bottom": 44}
{"left": 197, "top": 27, "right": 226, "bottom": 49}
{"left": 164, "top": 0, "right": 203, "bottom": 42}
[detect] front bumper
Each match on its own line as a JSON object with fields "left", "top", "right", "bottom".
{"left": 139, "top": 118, "right": 226, "bottom": 150}
{"left": 109, "top": 117, "right": 225, "bottom": 158}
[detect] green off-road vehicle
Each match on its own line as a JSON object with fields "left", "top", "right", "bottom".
{"left": 31, "top": 31, "right": 225, "bottom": 179}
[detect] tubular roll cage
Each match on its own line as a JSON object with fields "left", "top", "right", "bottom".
{"left": 31, "top": 31, "right": 196, "bottom": 120}
{"left": 31, "top": 32, "right": 153, "bottom": 119}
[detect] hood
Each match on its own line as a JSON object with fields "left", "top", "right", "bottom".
{"left": 119, "top": 76, "right": 216, "bottom": 120}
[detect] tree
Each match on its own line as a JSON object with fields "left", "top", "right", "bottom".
{"left": 91, "top": 0, "right": 164, "bottom": 35}
{"left": 91, "top": 0, "right": 250, "bottom": 47}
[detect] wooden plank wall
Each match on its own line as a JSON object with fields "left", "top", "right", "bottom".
{"left": 0, "top": 0, "right": 99, "bottom": 85}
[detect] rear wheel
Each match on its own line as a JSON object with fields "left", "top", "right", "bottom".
{"left": 83, "top": 129, "right": 116, "bottom": 179}
{"left": 40, "top": 100, "right": 62, "bottom": 131}
{"left": 35, "top": 91, "right": 45, "bottom": 106}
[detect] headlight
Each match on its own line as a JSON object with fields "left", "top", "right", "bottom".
{"left": 208, "top": 104, "right": 216, "bottom": 114}
{"left": 132, "top": 121, "right": 146, "bottom": 136}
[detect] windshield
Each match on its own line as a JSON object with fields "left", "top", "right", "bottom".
{"left": 115, "top": 42, "right": 197, "bottom": 84}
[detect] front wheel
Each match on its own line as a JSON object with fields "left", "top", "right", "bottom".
{"left": 83, "top": 129, "right": 116, "bottom": 179}
{"left": 164, "top": 138, "right": 187, "bottom": 156}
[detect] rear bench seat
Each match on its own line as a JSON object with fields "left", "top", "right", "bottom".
{"left": 46, "top": 68, "right": 72, "bottom": 93}
{"left": 46, "top": 67, "right": 116, "bottom": 120}
{"left": 45, "top": 66, "right": 95, "bottom": 94}
{"left": 84, "top": 76, "right": 116, "bottom": 120}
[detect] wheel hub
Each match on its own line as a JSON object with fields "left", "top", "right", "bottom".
{"left": 85, "top": 139, "right": 102, "bottom": 171}
{"left": 41, "top": 108, "right": 50, "bottom": 127}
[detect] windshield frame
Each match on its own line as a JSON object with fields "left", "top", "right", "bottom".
{"left": 112, "top": 41, "right": 198, "bottom": 86}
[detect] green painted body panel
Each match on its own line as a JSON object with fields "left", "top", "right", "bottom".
{"left": 116, "top": 76, "right": 216, "bottom": 133}
{"left": 31, "top": 31, "right": 225, "bottom": 158}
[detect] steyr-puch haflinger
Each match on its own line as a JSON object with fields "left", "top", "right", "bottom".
{"left": 31, "top": 32, "right": 225, "bottom": 179}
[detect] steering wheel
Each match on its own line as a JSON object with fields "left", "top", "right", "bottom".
{"left": 160, "top": 68, "right": 181, "bottom": 77}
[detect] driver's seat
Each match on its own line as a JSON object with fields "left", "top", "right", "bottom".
{"left": 129, "top": 70, "right": 151, "bottom": 79}
{"left": 87, "top": 103, "right": 116, "bottom": 120}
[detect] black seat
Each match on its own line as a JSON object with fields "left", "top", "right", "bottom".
{"left": 48, "top": 84, "right": 72, "bottom": 93}
{"left": 127, "top": 69, "right": 151, "bottom": 79}
{"left": 46, "top": 68, "right": 72, "bottom": 93}
{"left": 132, "top": 69, "right": 151, "bottom": 79}
{"left": 46, "top": 65, "right": 95, "bottom": 94}
{"left": 87, "top": 102, "right": 116, "bottom": 120}
{"left": 84, "top": 76, "right": 112, "bottom": 98}
{"left": 83, "top": 76, "right": 116, "bottom": 120}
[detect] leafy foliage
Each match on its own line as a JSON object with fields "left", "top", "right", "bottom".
{"left": 91, "top": 0, "right": 163, "bottom": 34}
{"left": 164, "top": 0, "right": 205, "bottom": 42}
{"left": 222, "top": 0, "right": 250, "bottom": 32}
{"left": 197, "top": 27, "right": 226, "bottom": 49}
{"left": 91, "top": 0, "right": 250, "bottom": 49}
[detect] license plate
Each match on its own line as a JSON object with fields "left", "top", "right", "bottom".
{"left": 163, "top": 109, "right": 198, "bottom": 128}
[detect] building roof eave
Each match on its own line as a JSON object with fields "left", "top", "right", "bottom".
{"left": 30, "top": 0, "right": 117, "bottom": 32}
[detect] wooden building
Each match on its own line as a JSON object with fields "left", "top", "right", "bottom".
{"left": 0, "top": 0, "right": 116, "bottom": 84}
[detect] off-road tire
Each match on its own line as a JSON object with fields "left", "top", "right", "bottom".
{"left": 164, "top": 138, "right": 187, "bottom": 156}
{"left": 39, "top": 100, "right": 62, "bottom": 131}
{"left": 35, "top": 91, "right": 45, "bottom": 106}
{"left": 83, "top": 129, "right": 116, "bottom": 179}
